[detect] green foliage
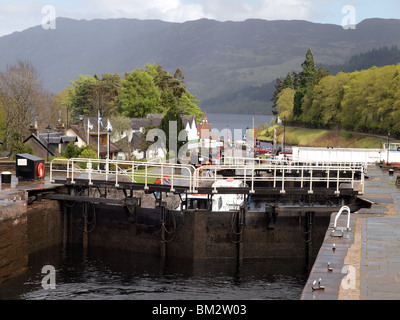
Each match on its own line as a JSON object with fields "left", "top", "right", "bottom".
{"left": 299, "top": 48, "right": 317, "bottom": 89}
{"left": 68, "top": 73, "right": 121, "bottom": 121}
{"left": 159, "top": 90, "right": 186, "bottom": 153}
{"left": 298, "top": 63, "right": 400, "bottom": 136}
{"left": 178, "top": 91, "right": 203, "bottom": 122}
{"left": 340, "top": 130, "right": 353, "bottom": 139}
{"left": 116, "top": 63, "right": 202, "bottom": 120}
{"left": 62, "top": 141, "right": 80, "bottom": 158}
{"left": 62, "top": 142, "right": 98, "bottom": 165}
{"left": 77, "top": 146, "right": 99, "bottom": 169}
{"left": 272, "top": 48, "right": 400, "bottom": 138}
{"left": 10, "top": 140, "right": 34, "bottom": 159}
{"left": 78, "top": 146, "right": 98, "bottom": 159}
{"left": 275, "top": 88, "right": 295, "bottom": 120}
{"left": 117, "top": 69, "right": 162, "bottom": 118}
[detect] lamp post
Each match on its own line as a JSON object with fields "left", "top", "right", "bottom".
{"left": 46, "top": 124, "right": 51, "bottom": 162}
{"left": 283, "top": 116, "right": 286, "bottom": 155}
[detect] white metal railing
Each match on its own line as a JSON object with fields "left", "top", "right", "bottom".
{"left": 50, "top": 158, "right": 195, "bottom": 192}
{"left": 223, "top": 156, "right": 368, "bottom": 170}
{"left": 50, "top": 158, "right": 365, "bottom": 195}
{"left": 193, "top": 163, "right": 365, "bottom": 194}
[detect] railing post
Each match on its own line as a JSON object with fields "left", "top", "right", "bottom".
{"left": 213, "top": 166, "right": 218, "bottom": 193}
{"left": 308, "top": 168, "right": 313, "bottom": 194}
{"left": 88, "top": 159, "right": 93, "bottom": 186}
{"left": 144, "top": 164, "right": 148, "bottom": 190}
{"left": 280, "top": 166, "right": 285, "bottom": 194}
{"left": 336, "top": 168, "right": 340, "bottom": 194}
{"left": 49, "top": 160, "right": 53, "bottom": 183}
{"left": 115, "top": 163, "right": 119, "bottom": 187}
{"left": 326, "top": 167, "right": 330, "bottom": 189}
{"left": 71, "top": 159, "right": 75, "bottom": 184}
{"left": 250, "top": 167, "right": 255, "bottom": 194}
{"left": 170, "top": 166, "right": 175, "bottom": 192}
{"left": 300, "top": 167, "right": 304, "bottom": 189}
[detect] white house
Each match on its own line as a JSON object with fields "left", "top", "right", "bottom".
{"left": 112, "top": 114, "right": 198, "bottom": 161}
{"left": 65, "top": 117, "right": 120, "bottom": 159}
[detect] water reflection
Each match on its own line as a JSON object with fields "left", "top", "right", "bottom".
{"left": 0, "top": 245, "right": 309, "bottom": 300}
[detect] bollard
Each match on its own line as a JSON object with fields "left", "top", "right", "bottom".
{"left": 1, "top": 171, "right": 12, "bottom": 184}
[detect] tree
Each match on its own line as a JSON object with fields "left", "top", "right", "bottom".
{"left": 0, "top": 60, "right": 54, "bottom": 150}
{"left": 174, "top": 67, "right": 185, "bottom": 84}
{"left": 275, "top": 88, "right": 295, "bottom": 120}
{"left": 301, "top": 72, "right": 350, "bottom": 127}
{"left": 282, "top": 72, "right": 294, "bottom": 89}
{"left": 178, "top": 91, "right": 203, "bottom": 121}
{"left": 299, "top": 48, "right": 317, "bottom": 88}
{"left": 294, "top": 49, "right": 330, "bottom": 120}
{"left": 67, "top": 73, "right": 121, "bottom": 122}
{"left": 159, "top": 90, "right": 186, "bottom": 157}
{"left": 117, "top": 69, "right": 162, "bottom": 118}
{"left": 271, "top": 72, "right": 296, "bottom": 116}
{"left": 145, "top": 63, "right": 202, "bottom": 119}
{"left": 62, "top": 141, "right": 81, "bottom": 158}
{"left": 271, "top": 78, "right": 283, "bottom": 116}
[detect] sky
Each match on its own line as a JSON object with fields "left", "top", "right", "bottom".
{"left": 0, "top": 0, "right": 399, "bottom": 37}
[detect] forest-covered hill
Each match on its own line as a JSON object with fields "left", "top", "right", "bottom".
{"left": 1, "top": 17, "right": 400, "bottom": 114}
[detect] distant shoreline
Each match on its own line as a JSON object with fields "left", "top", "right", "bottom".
{"left": 256, "top": 125, "right": 400, "bottom": 149}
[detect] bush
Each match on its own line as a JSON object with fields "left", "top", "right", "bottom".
{"left": 340, "top": 130, "right": 353, "bottom": 139}
{"left": 63, "top": 141, "right": 80, "bottom": 158}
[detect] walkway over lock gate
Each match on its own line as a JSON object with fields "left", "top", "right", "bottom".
{"left": 49, "top": 157, "right": 366, "bottom": 196}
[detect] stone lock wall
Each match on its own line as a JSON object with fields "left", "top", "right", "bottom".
{"left": 0, "top": 200, "right": 28, "bottom": 283}
{"left": 0, "top": 197, "right": 63, "bottom": 284}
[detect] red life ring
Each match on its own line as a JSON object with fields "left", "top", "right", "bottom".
{"left": 37, "top": 162, "right": 45, "bottom": 179}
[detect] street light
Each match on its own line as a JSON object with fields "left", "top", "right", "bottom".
{"left": 46, "top": 124, "right": 51, "bottom": 162}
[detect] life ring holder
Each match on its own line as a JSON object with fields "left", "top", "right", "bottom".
{"left": 37, "top": 162, "right": 45, "bottom": 179}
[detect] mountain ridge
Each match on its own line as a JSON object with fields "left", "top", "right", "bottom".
{"left": 1, "top": 17, "right": 400, "bottom": 114}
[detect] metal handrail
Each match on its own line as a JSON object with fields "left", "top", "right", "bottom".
{"left": 333, "top": 205, "right": 351, "bottom": 231}
{"left": 50, "top": 158, "right": 195, "bottom": 192}
{"left": 50, "top": 158, "right": 365, "bottom": 195}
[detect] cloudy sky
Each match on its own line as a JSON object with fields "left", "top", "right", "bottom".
{"left": 0, "top": 0, "right": 399, "bottom": 37}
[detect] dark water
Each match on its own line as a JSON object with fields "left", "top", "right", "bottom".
{"left": 0, "top": 245, "right": 309, "bottom": 301}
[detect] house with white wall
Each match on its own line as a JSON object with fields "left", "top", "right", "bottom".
{"left": 112, "top": 114, "right": 198, "bottom": 161}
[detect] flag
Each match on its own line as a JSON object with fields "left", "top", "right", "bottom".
{"left": 88, "top": 119, "right": 93, "bottom": 130}
{"left": 98, "top": 112, "right": 103, "bottom": 127}
{"left": 106, "top": 119, "right": 113, "bottom": 132}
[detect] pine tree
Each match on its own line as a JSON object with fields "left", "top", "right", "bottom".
{"left": 293, "top": 48, "right": 318, "bottom": 118}
{"left": 299, "top": 48, "right": 317, "bottom": 88}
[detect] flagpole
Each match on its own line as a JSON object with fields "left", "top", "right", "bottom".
{"left": 97, "top": 111, "right": 100, "bottom": 158}
{"left": 107, "top": 130, "right": 110, "bottom": 160}
{"left": 87, "top": 119, "right": 90, "bottom": 145}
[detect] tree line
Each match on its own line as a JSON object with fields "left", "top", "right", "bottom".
{"left": 272, "top": 48, "right": 400, "bottom": 137}
{"left": 0, "top": 61, "right": 203, "bottom": 157}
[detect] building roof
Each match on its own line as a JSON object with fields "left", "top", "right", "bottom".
{"left": 23, "top": 134, "right": 55, "bottom": 156}
{"left": 67, "top": 117, "right": 121, "bottom": 156}
{"left": 131, "top": 132, "right": 144, "bottom": 150}
{"left": 181, "top": 115, "right": 196, "bottom": 129}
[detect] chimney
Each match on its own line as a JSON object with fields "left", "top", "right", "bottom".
{"left": 29, "top": 122, "right": 38, "bottom": 136}
{"left": 57, "top": 123, "right": 66, "bottom": 134}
